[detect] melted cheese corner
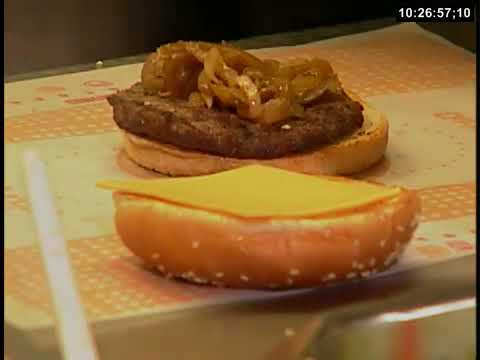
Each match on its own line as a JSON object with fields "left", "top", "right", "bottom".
{"left": 97, "top": 165, "right": 400, "bottom": 217}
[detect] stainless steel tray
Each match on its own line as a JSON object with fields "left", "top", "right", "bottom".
{"left": 4, "top": 255, "right": 476, "bottom": 360}
{"left": 301, "top": 305, "right": 475, "bottom": 360}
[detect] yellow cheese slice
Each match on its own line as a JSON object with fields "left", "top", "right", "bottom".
{"left": 97, "top": 165, "right": 401, "bottom": 217}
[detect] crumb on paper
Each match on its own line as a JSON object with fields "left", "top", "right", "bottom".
{"left": 284, "top": 327, "right": 296, "bottom": 337}
{"left": 96, "top": 60, "right": 104, "bottom": 69}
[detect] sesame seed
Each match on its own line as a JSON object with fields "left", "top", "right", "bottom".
{"left": 353, "top": 239, "right": 360, "bottom": 247}
{"left": 324, "top": 228, "right": 332, "bottom": 237}
{"left": 157, "top": 264, "right": 165, "bottom": 272}
{"left": 323, "top": 273, "right": 336, "bottom": 281}
{"left": 240, "top": 274, "right": 249, "bottom": 282}
{"left": 352, "top": 260, "right": 358, "bottom": 268}
{"left": 286, "top": 278, "right": 294, "bottom": 285}
{"left": 357, "top": 263, "right": 365, "bottom": 270}
{"left": 193, "top": 277, "right": 208, "bottom": 284}
{"left": 396, "top": 225, "right": 405, "bottom": 232}
{"left": 281, "top": 124, "right": 291, "bottom": 130}
{"left": 181, "top": 271, "right": 193, "bottom": 280}
{"left": 369, "top": 257, "right": 376, "bottom": 266}
{"left": 284, "top": 328, "right": 296, "bottom": 337}
{"left": 144, "top": 101, "right": 151, "bottom": 106}
{"left": 237, "top": 235, "right": 244, "bottom": 241}
{"left": 192, "top": 241, "right": 199, "bottom": 249}
{"left": 346, "top": 272, "right": 357, "bottom": 279}
{"left": 165, "top": 273, "right": 173, "bottom": 279}
{"left": 361, "top": 270, "right": 371, "bottom": 278}
{"left": 215, "top": 272, "right": 224, "bottom": 278}
{"left": 151, "top": 253, "right": 160, "bottom": 260}
{"left": 380, "top": 239, "right": 387, "bottom": 247}
{"left": 289, "top": 268, "right": 300, "bottom": 276}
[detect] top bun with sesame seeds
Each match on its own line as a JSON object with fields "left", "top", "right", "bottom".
{"left": 97, "top": 165, "right": 420, "bottom": 290}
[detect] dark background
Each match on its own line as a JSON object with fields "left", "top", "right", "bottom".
{"left": 4, "top": 1, "right": 476, "bottom": 76}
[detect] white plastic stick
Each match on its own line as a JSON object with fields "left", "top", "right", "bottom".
{"left": 23, "top": 151, "right": 99, "bottom": 360}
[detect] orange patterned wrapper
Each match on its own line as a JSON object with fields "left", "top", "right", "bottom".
{"left": 4, "top": 23, "right": 476, "bottom": 330}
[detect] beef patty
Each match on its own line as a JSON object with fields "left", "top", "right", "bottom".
{"left": 107, "top": 83, "right": 364, "bottom": 159}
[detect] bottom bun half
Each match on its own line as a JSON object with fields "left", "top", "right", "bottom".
{"left": 112, "top": 187, "right": 420, "bottom": 290}
{"left": 121, "top": 103, "right": 388, "bottom": 177}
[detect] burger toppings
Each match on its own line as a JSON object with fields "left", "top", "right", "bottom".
{"left": 141, "top": 41, "right": 342, "bottom": 124}
{"left": 107, "top": 41, "right": 366, "bottom": 160}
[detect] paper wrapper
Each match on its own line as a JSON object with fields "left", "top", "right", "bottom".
{"left": 4, "top": 23, "right": 476, "bottom": 330}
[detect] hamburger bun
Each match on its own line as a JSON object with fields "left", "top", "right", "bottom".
{"left": 107, "top": 41, "right": 388, "bottom": 177}
{"left": 98, "top": 166, "right": 420, "bottom": 289}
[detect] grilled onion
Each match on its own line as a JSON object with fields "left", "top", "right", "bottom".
{"left": 141, "top": 41, "right": 342, "bottom": 124}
